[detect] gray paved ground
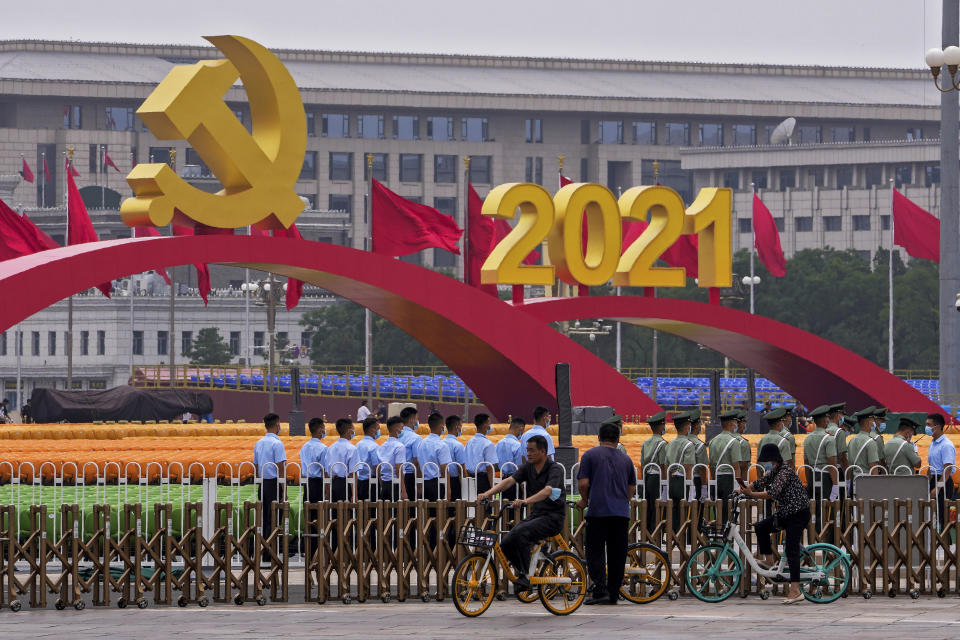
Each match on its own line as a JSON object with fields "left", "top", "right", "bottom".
{"left": 3, "top": 596, "right": 960, "bottom": 640}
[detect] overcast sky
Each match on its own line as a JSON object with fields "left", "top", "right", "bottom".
{"left": 0, "top": 0, "right": 945, "bottom": 68}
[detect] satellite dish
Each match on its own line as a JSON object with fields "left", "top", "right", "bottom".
{"left": 769, "top": 117, "right": 796, "bottom": 145}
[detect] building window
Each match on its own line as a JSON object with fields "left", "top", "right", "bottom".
{"left": 881, "top": 215, "right": 891, "bottom": 230}
{"left": 926, "top": 165, "right": 941, "bottom": 186}
{"left": 157, "top": 330, "right": 168, "bottom": 356}
{"left": 185, "top": 148, "right": 211, "bottom": 178}
{"left": 722, "top": 171, "right": 739, "bottom": 189}
{"left": 148, "top": 147, "right": 171, "bottom": 166}
{"left": 808, "top": 168, "right": 825, "bottom": 188}
{"left": 863, "top": 127, "right": 871, "bottom": 141}
{"left": 97, "top": 330, "right": 105, "bottom": 356}
{"left": 469, "top": 156, "right": 492, "bottom": 184}
{"left": 831, "top": 126, "right": 855, "bottom": 143}
{"left": 364, "top": 153, "right": 388, "bottom": 182}
{"left": 254, "top": 332, "right": 264, "bottom": 353}
{"left": 306, "top": 112, "right": 315, "bottom": 137}
{"left": 525, "top": 118, "right": 543, "bottom": 143}
{"left": 300, "top": 151, "right": 317, "bottom": 180}
{"left": 329, "top": 152, "right": 352, "bottom": 181}
{"left": 751, "top": 171, "right": 768, "bottom": 190}
{"left": 580, "top": 120, "right": 591, "bottom": 144}
{"left": 824, "top": 216, "right": 842, "bottom": 232}
{"left": 329, "top": 194, "right": 353, "bottom": 213}
{"left": 598, "top": 120, "right": 624, "bottom": 144}
{"left": 427, "top": 116, "right": 455, "bottom": 141}
{"left": 233, "top": 109, "right": 245, "bottom": 127}
{"left": 393, "top": 115, "right": 419, "bottom": 140}
{"left": 80, "top": 330, "right": 89, "bottom": 356}
{"left": 795, "top": 217, "right": 813, "bottom": 232}
{"left": 63, "top": 105, "right": 81, "bottom": 129}
{"left": 181, "top": 331, "right": 192, "bottom": 356}
{"left": 836, "top": 166, "right": 854, "bottom": 188}
{"left": 665, "top": 123, "right": 689, "bottom": 146}
{"left": 632, "top": 121, "right": 656, "bottom": 145}
{"left": 864, "top": 166, "right": 883, "bottom": 188}
{"left": 434, "top": 155, "right": 457, "bottom": 183}
{"left": 774, "top": 218, "right": 784, "bottom": 232}
{"left": 698, "top": 123, "right": 723, "bottom": 147}
{"left": 105, "top": 106, "right": 134, "bottom": 131}
{"left": 31, "top": 331, "right": 39, "bottom": 356}
{"left": 764, "top": 125, "right": 778, "bottom": 145}
{"left": 738, "top": 218, "right": 752, "bottom": 233}
{"left": 300, "top": 193, "right": 316, "bottom": 209}
{"left": 906, "top": 127, "right": 923, "bottom": 141}
{"left": 229, "top": 331, "right": 240, "bottom": 356}
{"left": 357, "top": 114, "right": 384, "bottom": 139}
{"left": 580, "top": 158, "right": 589, "bottom": 182}
{"left": 731, "top": 124, "right": 756, "bottom": 147}
{"left": 853, "top": 215, "right": 871, "bottom": 231}
{"left": 132, "top": 331, "right": 143, "bottom": 356}
{"left": 461, "top": 117, "right": 489, "bottom": 142}
{"left": 321, "top": 113, "right": 349, "bottom": 138}
{"left": 797, "top": 125, "right": 821, "bottom": 144}
{"left": 48, "top": 331, "right": 56, "bottom": 356}
{"left": 301, "top": 331, "right": 314, "bottom": 350}
{"left": 277, "top": 331, "right": 288, "bottom": 344}
{"left": 525, "top": 157, "right": 543, "bottom": 185}
{"left": 895, "top": 166, "right": 912, "bottom": 188}
{"left": 399, "top": 154, "right": 423, "bottom": 182}
{"left": 0, "top": 331, "right": 5, "bottom": 356}
{"left": 433, "top": 197, "right": 458, "bottom": 268}
{"left": 779, "top": 169, "right": 795, "bottom": 191}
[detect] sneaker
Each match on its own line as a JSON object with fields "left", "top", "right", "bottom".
{"left": 584, "top": 593, "right": 610, "bottom": 605}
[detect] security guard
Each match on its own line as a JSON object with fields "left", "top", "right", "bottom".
{"left": 444, "top": 415, "right": 467, "bottom": 501}
{"left": 871, "top": 407, "right": 888, "bottom": 469}
{"left": 758, "top": 408, "right": 792, "bottom": 468}
{"left": 735, "top": 410, "right": 752, "bottom": 479}
{"left": 299, "top": 417, "right": 328, "bottom": 503}
{"left": 824, "top": 403, "right": 849, "bottom": 471}
{"left": 465, "top": 413, "right": 497, "bottom": 494}
{"left": 355, "top": 417, "right": 382, "bottom": 501}
{"left": 779, "top": 405, "right": 798, "bottom": 465}
{"left": 640, "top": 411, "right": 669, "bottom": 533}
{"left": 709, "top": 410, "right": 744, "bottom": 521}
{"left": 846, "top": 407, "right": 881, "bottom": 487}
{"left": 253, "top": 412, "right": 287, "bottom": 534}
{"left": 802, "top": 405, "right": 840, "bottom": 533}
{"left": 419, "top": 413, "right": 453, "bottom": 501}
{"left": 884, "top": 414, "right": 922, "bottom": 475}
{"left": 398, "top": 407, "right": 423, "bottom": 500}
{"left": 664, "top": 411, "right": 696, "bottom": 531}
{"left": 687, "top": 409, "right": 709, "bottom": 500}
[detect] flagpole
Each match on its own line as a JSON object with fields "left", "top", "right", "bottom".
{"left": 888, "top": 179, "right": 895, "bottom": 373}
{"left": 365, "top": 153, "right": 374, "bottom": 410}
{"left": 168, "top": 148, "right": 176, "bottom": 390}
{"left": 16, "top": 204, "right": 23, "bottom": 412}
{"left": 41, "top": 152, "right": 45, "bottom": 209}
{"left": 130, "top": 226, "right": 135, "bottom": 380}
{"left": 749, "top": 183, "right": 756, "bottom": 315}
{"left": 65, "top": 148, "right": 73, "bottom": 390}
{"left": 462, "top": 155, "right": 470, "bottom": 286}
{"left": 101, "top": 146, "right": 106, "bottom": 210}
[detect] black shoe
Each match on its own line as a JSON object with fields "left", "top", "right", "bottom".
{"left": 513, "top": 575, "right": 531, "bottom": 592}
{"left": 599, "top": 599, "right": 618, "bottom": 605}
{"left": 584, "top": 594, "right": 609, "bottom": 605}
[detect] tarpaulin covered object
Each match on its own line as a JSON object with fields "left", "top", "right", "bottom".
{"left": 30, "top": 386, "right": 213, "bottom": 423}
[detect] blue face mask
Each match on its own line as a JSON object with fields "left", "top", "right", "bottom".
{"left": 926, "top": 425, "right": 934, "bottom": 436}
{"left": 762, "top": 462, "right": 775, "bottom": 473}
{"left": 377, "top": 428, "right": 384, "bottom": 438}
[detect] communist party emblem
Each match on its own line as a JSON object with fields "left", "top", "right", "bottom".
{"left": 121, "top": 35, "right": 306, "bottom": 231}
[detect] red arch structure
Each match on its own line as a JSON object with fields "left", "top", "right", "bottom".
{"left": 0, "top": 236, "right": 661, "bottom": 419}
{"left": 520, "top": 296, "right": 947, "bottom": 416}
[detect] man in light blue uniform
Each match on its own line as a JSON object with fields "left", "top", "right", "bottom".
{"left": 355, "top": 417, "right": 382, "bottom": 501}
{"left": 466, "top": 413, "right": 497, "bottom": 494}
{"left": 418, "top": 413, "right": 453, "bottom": 501}
{"left": 444, "top": 415, "right": 466, "bottom": 501}
{"left": 299, "top": 417, "right": 327, "bottom": 503}
{"left": 326, "top": 418, "right": 359, "bottom": 502}
{"left": 378, "top": 416, "right": 408, "bottom": 501}
{"left": 520, "top": 406, "right": 556, "bottom": 462}
{"left": 253, "top": 412, "right": 286, "bottom": 534}
{"left": 398, "top": 407, "right": 422, "bottom": 500}
{"left": 497, "top": 417, "right": 525, "bottom": 500}
{"left": 927, "top": 412, "right": 956, "bottom": 530}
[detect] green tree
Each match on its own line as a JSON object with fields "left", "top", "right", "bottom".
{"left": 186, "top": 327, "right": 233, "bottom": 365}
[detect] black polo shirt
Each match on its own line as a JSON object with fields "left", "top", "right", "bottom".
{"left": 511, "top": 459, "right": 566, "bottom": 518}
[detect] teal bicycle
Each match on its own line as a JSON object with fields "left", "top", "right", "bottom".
{"left": 684, "top": 494, "right": 850, "bottom": 603}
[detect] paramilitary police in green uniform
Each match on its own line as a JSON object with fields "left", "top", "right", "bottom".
{"left": 846, "top": 407, "right": 881, "bottom": 489}
{"left": 641, "top": 411, "right": 669, "bottom": 533}
{"left": 871, "top": 407, "right": 888, "bottom": 468}
{"left": 687, "top": 409, "right": 709, "bottom": 500}
{"left": 758, "top": 407, "right": 792, "bottom": 468}
{"left": 602, "top": 414, "right": 628, "bottom": 455}
{"left": 709, "top": 410, "right": 744, "bottom": 521}
{"left": 735, "top": 410, "right": 752, "bottom": 479}
{"left": 780, "top": 405, "right": 798, "bottom": 464}
{"left": 665, "top": 411, "right": 696, "bottom": 531}
{"left": 802, "top": 405, "right": 840, "bottom": 532}
{"left": 825, "top": 403, "right": 849, "bottom": 471}
{"left": 884, "top": 414, "right": 923, "bottom": 475}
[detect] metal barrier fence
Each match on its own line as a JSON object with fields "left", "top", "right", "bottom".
{"left": 0, "top": 459, "right": 957, "bottom": 610}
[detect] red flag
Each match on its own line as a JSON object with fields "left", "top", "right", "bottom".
{"left": 467, "top": 183, "right": 499, "bottom": 296}
{"left": 249, "top": 226, "right": 270, "bottom": 237}
{"left": 66, "top": 170, "right": 111, "bottom": 297}
{"left": 103, "top": 152, "right": 120, "bottom": 173}
{"left": 892, "top": 189, "right": 940, "bottom": 263}
{"left": 20, "top": 158, "right": 34, "bottom": 183}
{"left": 752, "top": 193, "right": 786, "bottom": 277}
{"left": 273, "top": 224, "right": 304, "bottom": 309}
{"left": 134, "top": 226, "right": 172, "bottom": 284}
{"left": 371, "top": 179, "right": 462, "bottom": 256}
{"left": 0, "top": 199, "right": 36, "bottom": 260}
{"left": 42, "top": 156, "right": 50, "bottom": 183}
{"left": 65, "top": 156, "right": 80, "bottom": 178}
{"left": 18, "top": 211, "right": 58, "bottom": 252}
{"left": 172, "top": 224, "right": 211, "bottom": 305}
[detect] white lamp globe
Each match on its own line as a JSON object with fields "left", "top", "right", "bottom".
{"left": 926, "top": 47, "right": 945, "bottom": 68}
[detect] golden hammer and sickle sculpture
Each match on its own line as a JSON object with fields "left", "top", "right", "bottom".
{"left": 121, "top": 35, "right": 306, "bottom": 230}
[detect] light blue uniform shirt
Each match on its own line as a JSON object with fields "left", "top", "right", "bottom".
{"left": 465, "top": 432, "right": 497, "bottom": 474}
{"left": 377, "top": 436, "right": 407, "bottom": 481}
{"left": 444, "top": 434, "right": 466, "bottom": 477}
{"left": 299, "top": 438, "right": 327, "bottom": 478}
{"left": 253, "top": 432, "right": 286, "bottom": 480}
{"left": 326, "top": 438, "right": 359, "bottom": 478}
{"left": 496, "top": 433, "right": 522, "bottom": 473}
{"left": 417, "top": 433, "right": 453, "bottom": 480}
{"left": 398, "top": 426, "right": 422, "bottom": 472}
{"left": 519, "top": 425, "right": 556, "bottom": 462}
{"left": 355, "top": 435, "right": 381, "bottom": 481}
{"left": 928, "top": 434, "right": 957, "bottom": 474}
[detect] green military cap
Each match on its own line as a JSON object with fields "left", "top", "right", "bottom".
{"left": 688, "top": 409, "right": 702, "bottom": 421}
{"left": 601, "top": 414, "right": 624, "bottom": 426}
{"left": 719, "top": 410, "right": 740, "bottom": 421}
{"left": 886, "top": 412, "right": 925, "bottom": 434}
{"left": 854, "top": 406, "right": 877, "bottom": 421}
{"left": 671, "top": 410, "right": 690, "bottom": 424}
{"left": 736, "top": 410, "right": 748, "bottom": 420}
{"left": 828, "top": 403, "right": 847, "bottom": 412}
{"left": 874, "top": 407, "right": 888, "bottom": 418}
{"left": 809, "top": 404, "right": 832, "bottom": 418}
{"left": 646, "top": 411, "right": 666, "bottom": 425}
{"left": 763, "top": 407, "right": 787, "bottom": 421}
{"left": 842, "top": 415, "right": 857, "bottom": 428}
{"left": 782, "top": 405, "right": 795, "bottom": 414}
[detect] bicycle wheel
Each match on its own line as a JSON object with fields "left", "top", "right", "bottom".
{"left": 685, "top": 544, "right": 742, "bottom": 603}
{"left": 621, "top": 542, "right": 671, "bottom": 604}
{"left": 537, "top": 551, "right": 587, "bottom": 615}
{"left": 799, "top": 543, "right": 850, "bottom": 603}
{"left": 452, "top": 552, "right": 498, "bottom": 617}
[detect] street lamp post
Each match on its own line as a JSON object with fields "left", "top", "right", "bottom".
{"left": 242, "top": 275, "right": 284, "bottom": 413}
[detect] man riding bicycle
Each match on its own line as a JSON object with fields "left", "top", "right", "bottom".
{"left": 478, "top": 434, "right": 566, "bottom": 592}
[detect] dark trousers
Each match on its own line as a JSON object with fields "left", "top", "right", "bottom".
{"left": 423, "top": 478, "right": 441, "bottom": 502}
{"left": 404, "top": 473, "right": 416, "bottom": 500}
{"left": 755, "top": 509, "right": 810, "bottom": 582}
{"left": 643, "top": 473, "right": 660, "bottom": 534}
{"left": 668, "top": 475, "right": 685, "bottom": 533}
{"left": 259, "top": 478, "right": 279, "bottom": 535}
{"left": 715, "top": 474, "right": 734, "bottom": 524}
{"left": 448, "top": 475, "right": 462, "bottom": 501}
{"left": 303, "top": 477, "right": 323, "bottom": 547}
{"left": 584, "top": 515, "right": 629, "bottom": 601}
{"left": 474, "top": 472, "right": 492, "bottom": 496}
{"left": 808, "top": 470, "right": 834, "bottom": 535}
{"left": 330, "top": 477, "right": 349, "bottom": 552}
{"left": 358, "top": 478, "right": 378, "bottom": 501}
{"left": 501, "top": 514, "right": 564, "bottom": 578}
{"left": 930, "top": 475, "right": 955, "bottom": 530}
{"left": 381, "top": 482, "right": 401, "bottom": 502}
